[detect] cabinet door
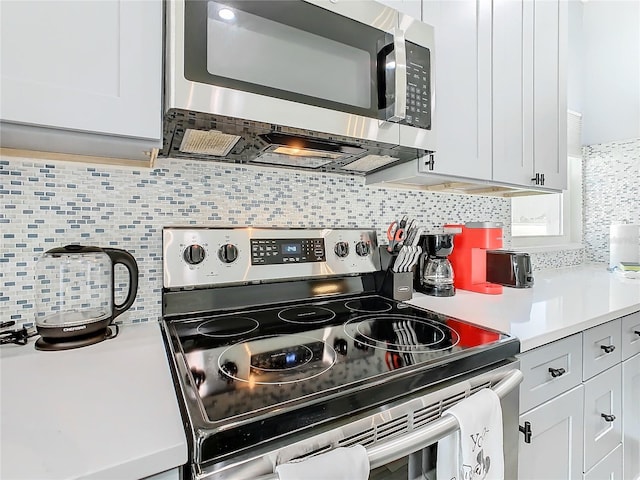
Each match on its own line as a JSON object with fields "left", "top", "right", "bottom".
{"left": 491, "top": 0, "right": 532, "bottom": 187}
{"left": 532, "top": 0, "right": 568, "bottom": 190}
{"left": 518, "top": 385, "right": 584, "bottom": 480}
{"left": 623, "top": 354, "right": 640, "bottom": 480}
{"left": 583, "top": 444, "right": 623, "bottom": 480}
{"left": 583, "top": 364, "right": 622, "bottom": 472}
{"left": 492, "top": 0, "right": 567, "bottom": 191}
{"left": 0, "top": 0, "right": 162, "bottom": 141}
{"left": 421, "top": 0, "right": 492, "bottom": 180}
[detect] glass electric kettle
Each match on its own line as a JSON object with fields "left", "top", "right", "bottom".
{"left": 34, "top": 245, "right": 138, "bottom": 351}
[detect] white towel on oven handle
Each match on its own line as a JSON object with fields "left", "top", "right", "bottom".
{"left": 436, "top": 388, "right": 504, "bottom": 480}
{"left": 274, "top": 444, "right": 370, "bottom": 480}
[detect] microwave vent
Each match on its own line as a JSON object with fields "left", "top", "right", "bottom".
{"left": 179, "top": 129, "right": 241, "bottom": 157}
{"left": 343, "top": 154, "right": 400, "bottom": 173}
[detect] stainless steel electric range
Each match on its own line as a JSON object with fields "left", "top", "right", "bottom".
{"left": 161, "top": 227, "right": 522, "bottom": 480}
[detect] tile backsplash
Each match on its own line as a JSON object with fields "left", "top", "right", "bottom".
{"left": 583, "top": 138, "right": 640, "bottom": 263}
{"left": 2, "top": 147, "right": 606, "bottom": 326}
{"left": 2, "top": 154, "right": 514, "bottom": 325}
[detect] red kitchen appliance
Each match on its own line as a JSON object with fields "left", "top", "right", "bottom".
{"left": 444, "top": 222, "right": 503, "bottom": 295}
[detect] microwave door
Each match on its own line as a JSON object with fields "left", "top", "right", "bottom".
{"left": 168, "top": 0, "right": 402, "bottom": 144}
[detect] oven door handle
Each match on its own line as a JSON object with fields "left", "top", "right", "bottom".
{"left": 255, "top": 369, "right": 523, "bottom": 479}
{"left": 367, "top": 369, "right": 523, "bottom": 469}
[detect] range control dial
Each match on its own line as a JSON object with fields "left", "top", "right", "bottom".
{"left": 218, "top": 243, "right": 239, "bottom": 263}
{"left": 355, "top": 241, "right": 371, "bottom": 257}
{"left": 334, "top": 241, "right": 350, "bottom": 258}
{"left": 183, "top": 244, "right": 206, "bottom": 265}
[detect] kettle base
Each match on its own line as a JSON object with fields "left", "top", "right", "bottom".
{"left": 35, "top": 326, "right": 116, "bottom": 351}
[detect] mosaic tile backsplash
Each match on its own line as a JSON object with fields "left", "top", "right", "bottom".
{"left": 583, "top": 138, "right": 640, "bottom": 263}
{"left": 2, "top": 147, "right": 605, "bottom": 326}
{"left": 2, "top": 154, "right": 516, "bottom": 326}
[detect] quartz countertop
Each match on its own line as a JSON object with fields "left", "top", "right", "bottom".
{"left": 407, "top": 264, "right": 640, "bottom": 352}
{"left": 0, "top": 322, "right": 187, "bottom": 480}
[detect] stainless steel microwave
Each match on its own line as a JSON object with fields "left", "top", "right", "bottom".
{"left": 163, "top": 0, "right": 436, "bottom": 175}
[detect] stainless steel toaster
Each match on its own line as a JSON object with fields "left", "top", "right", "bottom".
{"left": 486, "top": 250, "right": 534, "bottom": 288}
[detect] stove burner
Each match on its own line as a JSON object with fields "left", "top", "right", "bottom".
{"left": 196, "top": 316, "right": 259, "bottom": 338}
{"left": 217, "top": 334, "right": 337, "bottom": 385}
{"left": 278, "top": 306, "right": 336, "bottom": 324}
{"left": 344, "top": 314, "right": 460, "bottom": 353}
{"left": 345, "top": 297, "right": 393, "bottom": 313}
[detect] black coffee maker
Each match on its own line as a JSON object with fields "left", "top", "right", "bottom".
{"left": 415, "top": 233, "right": 456, "bottom": 297}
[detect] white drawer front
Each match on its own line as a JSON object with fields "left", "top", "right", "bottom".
{"left": 583, "top": 364, "right": 622, "bottom": 472}
{"left": 583, "top": 319, "right": 622, "bottom": 380}
{"left": 623, "top": 353, "right": 640, "bottom": 480}
{"left": 518, "top": 333, "right": 582, "bottom": 413}
{"left": 621, "top": 311, "right": 640, "bottom": 360}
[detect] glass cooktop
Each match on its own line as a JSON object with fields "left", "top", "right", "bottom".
{"left": 167, "top": 295, "right": 516, "bottom": 424}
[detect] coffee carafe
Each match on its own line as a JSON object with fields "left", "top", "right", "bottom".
{"left": 416, "top": 233, "right": 456, "bottom": 297}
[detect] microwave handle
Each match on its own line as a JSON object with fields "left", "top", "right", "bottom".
{"left": 389, "top": 28, "right": 407, "bottom": 122}
{"left": 377, "top": 28, "right": 407, "bottom": 123}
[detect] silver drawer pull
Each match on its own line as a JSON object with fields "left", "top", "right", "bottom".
{"left": 601, "top": 413, "right": 616, "bottom": 422}
{"left": 600, "top": 344, "right": 615, "bottom": 354}
{"left": 548, "top": 367, "right": 566, "bottom": 378}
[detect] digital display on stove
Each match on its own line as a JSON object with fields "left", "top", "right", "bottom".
{"left": 251, "top": 238, "right": 325, "bottom": 265}
{"left": 281, "top": 244, "right": 300, "bottom": 255}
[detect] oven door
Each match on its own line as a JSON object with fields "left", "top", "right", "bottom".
{"left": 195, "top": 361, "right": 522, "bottom": 480}
{"left": 166, "top": 0, "right": 435, "bottom": 150}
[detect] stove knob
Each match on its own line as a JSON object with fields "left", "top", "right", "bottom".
{"left": 334, "top": 338, "right": 348, "bottom": 355}
{"left": 355, "top": 241, "right": 371, "bottom": 257}
{"left": 183, "top": 244, "right": 206, "bottom": 265}
{"left": 218, "top": 244, "right": 239, "bottom": 263}
{"left": 334, "top": 241, "right": 349, "bottom": 258}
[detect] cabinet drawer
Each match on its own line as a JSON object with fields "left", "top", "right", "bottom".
{"left": 583, "top": 364, "right": 622, "bottom": 472}
{"left": 621, "top": 311, "right": 640, "bottom": 360}
{"left": 583, "top": 443, "right": 622, "bottom": 480}
{"left": 582, "top": 319, "right": 622, "bottom": 380}
{"left": 518, "top": 333, "right": 582, "bottom": 413}
{"left": 623, "top": 353, "right": 640, "bottom": 480}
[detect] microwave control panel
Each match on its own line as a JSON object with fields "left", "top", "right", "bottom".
{"left": 404, "top": 41, "right": 431, "bottom": 130}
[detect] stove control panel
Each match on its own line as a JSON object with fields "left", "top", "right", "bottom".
{"left": 250, "top": 238, "right": 325, "bottom": 265}
{"left": 163, "top": 227, "right": 380, "bottom": 288}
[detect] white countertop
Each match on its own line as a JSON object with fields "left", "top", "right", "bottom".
{"left": 408, "top": 264, "right": 640, "bottom": 352}
{"left": 0, "top": 322, "right": 188, "bottom": 480}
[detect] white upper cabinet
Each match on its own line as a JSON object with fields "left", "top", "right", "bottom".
{"left": 421, "top": 0, "right": 493, "bottom": 181}
{"left": 367, "top": 0, "right": 568, "bottom": 192}
{"left": 492, "top": 0, "right": 568, "bottom": 191}
{"left": 0, "top": 0, "right": 163, "bottom": 160}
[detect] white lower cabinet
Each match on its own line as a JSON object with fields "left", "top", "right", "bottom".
{"left": 518, "top": 386, "right": 584, "bottom": 480}
{"left": 583, "top": 364, "right": 622, "bottom": 472}
{"left": 623, "top": 353, "right": 640, "bottom": 480}
{"left": 584, "top": 444, "right": 623, "bottom": 480}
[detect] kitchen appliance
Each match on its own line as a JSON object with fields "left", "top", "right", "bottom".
{"left": 444, "top": 222, "right": 504, "bottom": 295}
{"left": 161, "top": 227, "right": 522, "bottom": 480}
{"left": 34, "top": 245, "right": 138, "bottom": 351}
{"left": 162, "top": 0, "right": 436, "bottom": 175}
{"left": 486, "top": 250, "right": 534, "bottom": 288}
{"left": 416, "top": 233, "right": 456, "bottom": 297}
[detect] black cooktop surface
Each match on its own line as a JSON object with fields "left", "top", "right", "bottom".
{"left": 167, "top": 295, "right": 516, "bottom": 423}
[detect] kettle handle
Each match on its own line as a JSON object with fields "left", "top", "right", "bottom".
{"left": 104, "top": 248, "right": 139, "bottom": 321}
